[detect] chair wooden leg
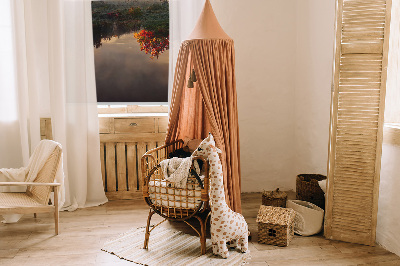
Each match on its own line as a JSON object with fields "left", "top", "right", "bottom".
{"left": 34, "top": 213, "right": 37, "bottom": 218}
{"left": 54, "top": 186, "right": 59, "bottom": 235}
{"left": 144, "top": 209, "right": 155, "bottom": 249}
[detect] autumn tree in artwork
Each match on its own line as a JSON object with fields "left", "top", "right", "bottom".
{"left": 92, "top": 0, "right": 169, "bottom": 59}
{"left": 134, "top": 30, "right": 169, "bottom": 59}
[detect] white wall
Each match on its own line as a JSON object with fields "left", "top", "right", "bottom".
{"left": 212, "top": 0, "right": 335, "bottom": 192}
{"left": 212, "top": 0, "right": 297, "bottom": 191}
{"left": 377, "top": 141, "right": 400, "bottom": 256}
{"left": 294, "top": 1, "right": 335, "bottom": 178}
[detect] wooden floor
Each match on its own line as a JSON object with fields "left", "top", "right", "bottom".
{"left": 1, "top": 193, "right": 399, "bottom": 266}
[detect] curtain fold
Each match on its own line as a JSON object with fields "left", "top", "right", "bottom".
{"left": 0, "top": 0, "right": 107, "bottom": 211}
{"left": 166, "top": 39, "right": 241, "bottom": 212}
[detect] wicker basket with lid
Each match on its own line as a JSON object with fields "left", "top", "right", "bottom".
{"left": 262, "top": 188, "right": 287, "bottom": 208}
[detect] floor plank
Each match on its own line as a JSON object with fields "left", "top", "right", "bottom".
{"left": 0, "top": 192, "right": 398, "bottom": 265}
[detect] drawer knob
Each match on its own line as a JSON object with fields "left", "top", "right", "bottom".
{"left": 129, "top": 123, "right": 138, "bottom": 127}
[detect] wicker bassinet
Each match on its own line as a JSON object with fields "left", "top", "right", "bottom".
{"left": 141, "top": 140, "right": 210, "bottom": 254}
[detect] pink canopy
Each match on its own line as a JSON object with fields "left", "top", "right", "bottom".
{"left": 166, "top": 0, "right": 242, "bottom": 212}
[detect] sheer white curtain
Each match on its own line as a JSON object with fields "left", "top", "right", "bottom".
{"left": 0, "top": 0, "right": 24, "bottom": 169}
{"left": 0, "top": 0, "right": 107, "bottom": 211}
{"left": 168, "top": 0, "right": 204, "bottom": 102}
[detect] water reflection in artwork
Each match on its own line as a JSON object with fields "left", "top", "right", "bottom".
{"left": 92, "top": 0, "right": 169, "bottom": 103}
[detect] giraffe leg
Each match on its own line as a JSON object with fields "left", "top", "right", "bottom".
{"left": 238, "top": 235, "right": 249, "bottom": 253}
{"left": 217, "top": 241, "right": 229, "bottom": 259}
{"left": 212, "top": 241, "right": 218, "bottom": 255}
{"left": 227, "top": 239, "right": 237, "bottom": 249}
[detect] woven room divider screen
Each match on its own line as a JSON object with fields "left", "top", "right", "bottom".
{"left": 325, "top": 0, "right": 392, "bottom": 245}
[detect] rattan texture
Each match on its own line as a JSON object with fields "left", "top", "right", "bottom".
{"left": 142, "top": 141, "right": 209, "bottom": 220}
{"left": 262, "top": 188, "right": 287, "bottom": 208}
{"left": 296, "top": 174, "right": 326, "bottom": 209}
{"left": 0, "top": 193, "right": 42, "bottom": 207}
{"left": 257, "top": 223, "right": 294, "bottom": 247}
{"left": 26, "top": 147, "right": 61, "bottom": 205}
{"left": 256, "top": 205, "right": 296, "bottom": 247}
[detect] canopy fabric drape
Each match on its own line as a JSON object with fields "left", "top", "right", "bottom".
{"left": 166, "top": 38, "right": 242, "bottom": 212}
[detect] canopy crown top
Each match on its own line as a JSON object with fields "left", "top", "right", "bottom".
{"left": 187, "top": 0, "right": 231, "bottom": 40}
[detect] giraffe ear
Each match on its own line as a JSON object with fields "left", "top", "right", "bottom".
{"left": 211, "top": 144, "right": 222, "bottom": 154}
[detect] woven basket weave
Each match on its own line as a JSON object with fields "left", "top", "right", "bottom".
{"left": 296, "top": 174, "right": 326, "bottom": 210}
{"left": 262, "top": 188, "right": 287, "bottom": 208}
{"left": 256, "top": 205, "right": 296, "bottom": 247}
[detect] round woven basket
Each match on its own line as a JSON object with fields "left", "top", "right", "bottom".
{"left": 295, "top": 174, "right": 326, "bottom": 210}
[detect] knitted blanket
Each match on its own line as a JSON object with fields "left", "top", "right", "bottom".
{"left": 159, "top": 157, "right": 199, "bottom": 188}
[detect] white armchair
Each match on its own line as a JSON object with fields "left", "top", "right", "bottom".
{"left": 0, "top": 144, "right": 62, "bottom": 234}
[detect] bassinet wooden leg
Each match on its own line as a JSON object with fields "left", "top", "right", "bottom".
{"left": 194, "top": 214, "right": 209, "bottom": 255}
{"left": 199, "top": 218, "right": 206, "bottom": 255}
{"left": 144, "top": 209, "right": 155, "bottom": 249}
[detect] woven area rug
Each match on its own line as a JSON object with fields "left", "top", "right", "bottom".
{"left": 102, "top": 226, "right": 250, "bottom": 265}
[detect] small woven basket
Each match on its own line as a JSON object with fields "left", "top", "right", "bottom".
{"left": 257, "top": 205, "right": 296, "bottom": 247}
{"left": 296, "top": 174, "right": 326, "bottom": 209}
{"left": 262, "top": 188, "right": 287, "bottom": 208}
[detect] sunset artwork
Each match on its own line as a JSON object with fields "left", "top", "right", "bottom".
{"left": 92, "top": 0, "right": 169, "bottom": 103}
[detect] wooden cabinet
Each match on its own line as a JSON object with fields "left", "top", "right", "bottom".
{"left": 99, "top": 116, "right": 167, "bottom": 141}
{"left": 157, "top": 117, "right": 168, "bottom": 133}
{"left": 98, "top": 115, "right": 168, "bottom": 200}
{"left": 41, "top": 115, "right": 169, "bottom": 201}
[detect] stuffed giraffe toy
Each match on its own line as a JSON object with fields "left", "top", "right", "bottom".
{"left": 192, "top": 134, "right": 248, "bottom": 258}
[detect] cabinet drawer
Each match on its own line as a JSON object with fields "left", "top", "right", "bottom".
{"left": 157, "top": 117, "right": 168, "bottom": 133}
{"left": 114, "top": 118, "right": 155, "bottom": 133}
